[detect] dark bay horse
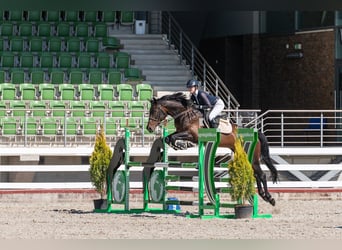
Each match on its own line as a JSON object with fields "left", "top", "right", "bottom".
{"left": 146, "top": 92, "right": 278, "bottom": 206}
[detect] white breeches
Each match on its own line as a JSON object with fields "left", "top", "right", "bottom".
{"left": 209, "top": 98, "right": 224, "bottom": 121}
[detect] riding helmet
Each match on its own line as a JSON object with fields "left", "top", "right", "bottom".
{"left": 186, "top": 79, "right": 200, "bottom": 88}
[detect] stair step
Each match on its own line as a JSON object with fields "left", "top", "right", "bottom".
{"left": 133, "top": 59, "right": 181, "bottom": 65}
{"left": 146, "top": 75, "right": 190, "bottom": 81}
{"left": 135, "top": 64, "right": 189, "bottom": 70}
{"left": 142, "top": 69, "right": 191, "bottom": 76}
{"left": 122, "top": 44, "right": 170, "bottom": 50}
{"left": 122, "top": 49, "right": 176, "bottom": 55}
{"left": 131, "top": 54, "right": 179, "bottom": 60}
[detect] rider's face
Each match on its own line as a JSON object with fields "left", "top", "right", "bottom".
{"left": 188, "top": 86, "right": 196, "bottom": 94}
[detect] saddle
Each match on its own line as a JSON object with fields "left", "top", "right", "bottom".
{"left": 202, "top": 115, "right": 233, "bottom": 134}
{"left": 217, "top": 118, "right": 233, "bottom": 134}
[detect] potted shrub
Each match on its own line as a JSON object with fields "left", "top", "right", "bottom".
{"left": 228, "top": 136, "right": 256, "bottom": 218}
{"left": 89, "top": 124, "right": 113, "bottom": 209}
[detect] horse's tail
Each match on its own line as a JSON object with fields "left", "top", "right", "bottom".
{"left": 258, "top": 132, "right": 278, "bottom": 183}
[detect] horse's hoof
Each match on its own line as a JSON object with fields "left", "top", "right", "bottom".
{"left": 269, "top": 198, "right": 276, "bottom": 206}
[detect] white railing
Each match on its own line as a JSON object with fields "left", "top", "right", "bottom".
{"left": 1, "top": 162, "right": 341, "bottom": 190}
{"left": 226, "top": 109, "right": 342, "bottom": 147}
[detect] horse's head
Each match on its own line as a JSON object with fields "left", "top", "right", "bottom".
{"left": 146, "top": 96, "right": 169, "bottom": 133}
{"left": 146, "top": 92, "right": 190, "bottom": 133}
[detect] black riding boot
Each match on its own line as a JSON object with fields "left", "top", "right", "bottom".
{"left": 209, "top": 118, "right": 219, "bottom": 128}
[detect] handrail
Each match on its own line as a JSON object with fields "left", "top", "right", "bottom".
{"left": 161, "top": 11, "right": 240, "bottom": 110}
{"left": 232, "top": 109, "right": 342, "bottom": 147}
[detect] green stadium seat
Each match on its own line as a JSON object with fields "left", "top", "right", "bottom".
{"left": 1, "top": 52, "right": 16, "bottom": 76}
{"left": 128, "top": 100, "right": 146, "bottom": 117}
{"left": 30, "top": 70, "right": 45, "bottom": 85}
{"left": 58, "top": 83, "right": 75, "bottom": 100}
{"left": 10, "top": 100, "right": 26, "bottom": 117}
{"left": 10, "top": 37, "right": 24, "bottom": 53}
{"left": 75, "top": 23, "right": 89, "bottom": 38}
{"left": 108, "top": 100, "right": 126, "bottom": 117}
{"left": 88, "top": 71, "right": 103, "bottom": 85}
{"left": 64, "top": 10, "right": 79, "bottom": 23}
{"left": 90, "top": 101, "right": 106, "bottom": 117}
{"left": 102, "top": 36, "right": 122, "bottom": 50}
{"left": 70, "top": 100, "right": 87, "bottom": 117}
{"left": 115, "top": 55, "right": 130, "bottom": 69}
{"left": 94, "top": 23, "right": 107, "bottom": 38}
{"left": 50, "top": 100, "right": 66, "bottom": 117}
{"left": 40, "top": 116, "right": 58, "bottom": 135}
{"left": 136, "top": 83, "right": 153, "bottom": 101}
{"left": 30, "top": 100, "right": 47, "bottom": 117}
{"left": 120, "top": 11, "right": 135, "bottom": 28}
{"left": 48, "top": 37, "right": 63, "bottom": 53}
{"left": 120, "top": 117, "right": 137, "bottom": 130}
{"left": 23, "top": 116, "right": 39, "bottom": 135}
{"left": 39, "top": 52, "right": 54, "bottom": 69}
{"left": 67, "top": 37, "right": 81, "bottom": 54}
{"left": 58, "top": 52, "right": 73, "bottom": 69}
{"left": 50, "top": 70, "right": 65, "bottom": 85}
{"left": 69, "top": 69, "right": 84, "bottom": 85}
{"left": 0, "top": 83, "right": 17, "bottom": 100}
{"left": 45, "top": 10, "right": 61, "bottom": 23}
{"left": 104, "top": 117, "right": 117, "bottom": 136}
{"left": 39, "top": 83, "right": 56, "bottom": 100}
{"left": 124, "top": 67, "right": 142, "bottom": 81}
{"left": 11, "top": 70, "right": 25, "bottom": 84}
{"left": 56, "top": 22, "right": 71, "bottom": 37}
{"left": 98, "top": 84, "right": 114, "bottom": 101}
{"left": 84, "top": 11, "right": 98, "bottom": 23}
{"left": 20, "top": 52, "right": 34, "bottom": 69}
{"left": 30, "top": 37, "right": 44, "bottom": 53}
{"left": 8, "top": 10, "right": 23, "bottom": 22}
{"left": 37, "top": 23, "right": 52, "bottom": 37}
{"left": 1, "top": 117, "right": 18, "bottom": 135}
{"left": 77, "top": 53, "right": 91, "bottom": 69}
{"left": 116, "top": 83, "right": 133, "bottom": 101}
{"left": 0, "top": 22, "right": 14, "bottom": 37}
{"left": 107, "top": 70, "right": 121, "bottom": 85}
{"left": 27, "top": 10, "right": 42, "bottom": 23}
{"left": 69, "top": 70, "right": 84, "bottom": 84}
{"left": 81, "top": 116, "right": 97, "bottom": 135}
{"left": 102, "top": 11, "right": 116, "bottom": 24}
{"left": 78, "top": 83, "right": 95, "bottom": 101}
{"left": 62, "top": 116, "right": 78, "bottom": 135}
{"left": 19, "top": 23, "right": 33, "bottom": 37}
{"left": 86, "top": 38, "right": 99, "bottom": 53}
{"left": 97, "top": 52, "right": 111, "bottom": 68}
{"left": 19, "top": 83, "right": 36, "bottom": 100}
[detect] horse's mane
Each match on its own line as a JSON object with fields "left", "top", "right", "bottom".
{"left": 158, "top": 92, "right": 191, "bottom": 108}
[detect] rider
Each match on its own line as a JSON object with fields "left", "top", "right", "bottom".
{"left": 186, "top": 79, "right": 225, "bottom": 128}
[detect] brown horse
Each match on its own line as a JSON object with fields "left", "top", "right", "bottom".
{"left": 146, "top": 92, "right": 278, "bottom": 206}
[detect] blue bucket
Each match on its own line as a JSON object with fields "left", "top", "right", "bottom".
{"left": 167, "top": 197, "right": 180, "bottom": 211}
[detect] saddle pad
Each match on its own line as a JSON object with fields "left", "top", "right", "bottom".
{"left": 218, "top": 118, "right": 232, "bottom": 134}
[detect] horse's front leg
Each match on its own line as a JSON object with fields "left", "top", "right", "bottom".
{"left": 165, "top": 131, "right": 195, "bottom": 150}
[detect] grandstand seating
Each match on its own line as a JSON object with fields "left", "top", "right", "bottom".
{"left": 0, "top": 10, "right": 162, "bottom": 144}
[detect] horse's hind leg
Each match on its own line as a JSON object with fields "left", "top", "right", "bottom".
{"left": 253, "top": 160, "right": 276, "bottom": 206}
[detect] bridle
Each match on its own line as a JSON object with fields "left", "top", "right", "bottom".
{"left": 148, "top": 103, "right": 168, "bottom": 124}
{"left": 149, "top": 101, "right": 196, "bottom": 125}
